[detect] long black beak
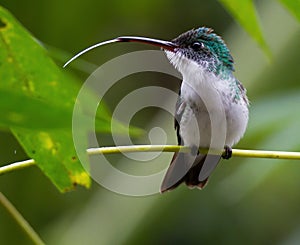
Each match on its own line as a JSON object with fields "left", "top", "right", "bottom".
{"left": 116, "top": 36, "right": 178, "bottom": 51}
{"left": 64, "top": 36, "right": 178, "bottom": 68}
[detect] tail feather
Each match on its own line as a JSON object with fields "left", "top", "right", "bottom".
{"left": 184, "top": 159, "right": 208, "bottom": 189}
{"left": 160, "top": 152, "right": 221, "bottom": 193}
{"left": 160, "top": 152, "right": 195, "bottom": 193}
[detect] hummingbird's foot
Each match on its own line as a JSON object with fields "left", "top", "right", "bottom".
{"left": 222, "top": 145, "right": 232, "bottom": 159}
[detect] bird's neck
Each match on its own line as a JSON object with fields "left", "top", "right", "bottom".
{"left": 178, "top": 57, "right": 234, "bottom": 109}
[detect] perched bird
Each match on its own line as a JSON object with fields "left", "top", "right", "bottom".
{"left": 159, "top": 27, "right": 249, "bottom": 192}
{"left": 64, "top": 27, "right": 249, "bottom": 193}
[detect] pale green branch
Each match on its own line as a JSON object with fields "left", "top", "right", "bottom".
{"left": 1, "top": 145, "right": 300, "bottom": 176}
{"left": 0, "top": 192, "right": 45, "bottom": 245}
{"left": 0, "top": 159, "right": 35, "bottom": 175}
{"left": 231, "top": 149, "right": 300, "bottom": 160}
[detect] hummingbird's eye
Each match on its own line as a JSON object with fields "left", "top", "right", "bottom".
{"left": 191, "top": 42, "right": 204, "bottom": 50}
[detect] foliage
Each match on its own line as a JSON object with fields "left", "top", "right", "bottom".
{"left": 0, "top": 6, "right": 140, "bottom": 191}
{"left": 219, "top": 0, "right": 271, "bottom": 56}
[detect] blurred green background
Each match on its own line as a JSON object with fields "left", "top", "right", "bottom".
{"left": 1, "top": 0, "right": 300, "bottom": 244}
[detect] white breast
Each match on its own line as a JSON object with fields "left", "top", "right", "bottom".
{"left": 166, "top": 51, "right": 249, "bottom": 148}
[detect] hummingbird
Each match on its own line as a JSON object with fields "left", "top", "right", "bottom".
{"left": 117, "top": 27, "right": 249, "bottom": 192}
{"left": 64, "top": 27, "right": 249, "bottom": 193}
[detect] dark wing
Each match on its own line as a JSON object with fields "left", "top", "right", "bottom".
{"left": 174, "top": 91, "right": 184, "bottom": 145}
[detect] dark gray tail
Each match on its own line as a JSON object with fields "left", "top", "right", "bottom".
{"left": 160, "top": 152, "right": 221, "bottom": 193}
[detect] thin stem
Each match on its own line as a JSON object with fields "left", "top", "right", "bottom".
{"left": 86, "top": 145, "right": 189, "bottom": 154}
{"left": 1, "top": 145, "right": 300, "bottom": 176}
{"left": 87, "top": 145, "right": 300, "bottom": 159}
{"left": 0, "top": 192, "right": 45, "bottom": 245}
{"left": 232, "top": 149, "right": 300, "bottom": 159}
{"left": 0, "top": 159, "right": 35, "bottom": 176}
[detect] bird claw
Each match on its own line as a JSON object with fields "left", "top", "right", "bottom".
{"left": 222, "top": 145, "right": 232, "bottom": 159}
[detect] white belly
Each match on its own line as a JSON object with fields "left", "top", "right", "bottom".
{"left": 167, "top": 52, "right": 249, "bottom": 149}
{"left": 179, "top": 75, "right": 248, "bottom": 149}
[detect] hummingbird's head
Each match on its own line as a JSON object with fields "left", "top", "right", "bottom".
{"left": 166, "top": 27, "right": 234, "bottom": 76}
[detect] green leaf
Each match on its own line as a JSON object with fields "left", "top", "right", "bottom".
{"left": 0, "top": 6, "right": 93, "bottom": 191}
{"left": 0, "top": 5, "right": 142, "bottom": 191}
{"left": 278, "top": 0, "right": 300, "bottom": 22}
{"left": 0, "top": 89, "right": 74, "bottom": 129}
{"left": 219, "top": 0, "right": 271, "bottom": 58}
{"left": 0, "top": 6, "right": 143, "bottom": 192}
